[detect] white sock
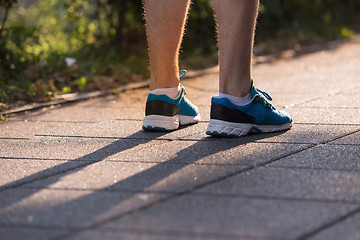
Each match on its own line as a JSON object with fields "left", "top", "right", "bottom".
{"left": 150, "top": 85, "right": 181, "bottom": 99}
{"left": 218, "top": 92, "right": 252, "bottom": 106}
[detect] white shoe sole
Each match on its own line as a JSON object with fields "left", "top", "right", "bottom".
{"left": 206, "top": 119, "right": 292, "bottom": 137}
{"left": 143, "top": 114, "right": 201, "bottom": 131}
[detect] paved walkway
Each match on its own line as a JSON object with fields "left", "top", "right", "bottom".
{"left": 1, "top": 38, "right": 360, "bottom": 240}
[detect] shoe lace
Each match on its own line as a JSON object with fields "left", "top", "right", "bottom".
{"left": 179, "top": 69, "right": 187, "bottom": 79}
{"left": 255, "top": 88, "right": 274, "bottom": 109}
{"left": 179, "top": 70, "right": 187, "bottom": 95}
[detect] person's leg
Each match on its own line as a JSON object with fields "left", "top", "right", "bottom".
{"left": 207, "top": 0, "right": 292, "bottom": 137}
{"left": 144, "top": 0, "right": 190, "bottom": 90}
{"left": 142, "top": 0, "right": 200, "bottom": 131}
{"left": 212, "top": 0, "right": 258, "bottom": 97}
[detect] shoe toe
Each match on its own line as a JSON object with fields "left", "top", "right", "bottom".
{"left": 279, "top": 109, "right": 292, "bottom": 123}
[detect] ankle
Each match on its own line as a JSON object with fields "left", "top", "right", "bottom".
{"left": 149, "top": 70, "right": 180, "bottom": 90}
{"left": 219, "top": 79, "right": 252, "bottom": 98}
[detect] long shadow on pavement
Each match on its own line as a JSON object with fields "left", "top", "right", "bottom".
{"left": 0, "top": 129, "right": 287, "bottom": 239}
{"left": 0, "top": 131, "right": 168, "bottom": 206}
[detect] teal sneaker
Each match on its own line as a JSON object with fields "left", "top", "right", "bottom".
{"left": 143, "top": 71, "right": 200, "bottom": 131}
{"left": 206, "top": 80, "right": 292, "bottom": 137}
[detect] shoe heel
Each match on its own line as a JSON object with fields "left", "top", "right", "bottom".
{"left": 143, "top": 115, "right": 179, "bottom": 131}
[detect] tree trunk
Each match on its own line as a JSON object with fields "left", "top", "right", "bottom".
{"left": 0, "top": 5, "right": 10, "bottom": 41}
{"left": 115, "top": 0, "right": 126, "bottom": 44}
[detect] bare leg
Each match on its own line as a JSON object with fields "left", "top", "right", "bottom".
{"left": 212, "top": 0, "right": 259, "bottom": 97}
{"left": 144, "top": 0, "right": 191, "bottom": 90}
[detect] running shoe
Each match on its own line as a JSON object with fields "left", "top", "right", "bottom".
{"left": 143, "top": 71, "right": 200, "bottom": 131}
{"left": 206, "top": 81, "right": 292, "bottom": 137}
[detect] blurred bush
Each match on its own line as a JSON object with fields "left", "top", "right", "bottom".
{"left": 0, "top": 0, "right": 359, "bottom": 108}
{"left": 256, "top": 0, "right": 359, "bottom": 50}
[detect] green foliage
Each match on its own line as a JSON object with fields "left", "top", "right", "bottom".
{"left": 0, "top": 0, "right": 148, "bottom": 107}
{"left": 62, "top": 86, "right": 71, "bottom": 94}
{"left": 0, "top": 0, "right": 359, "bottom": 109}
{"left": 340, "top": 27, "right": 355, "bottom": 38}
{"left": 256, "top": 0, "right": 360, "bottom": 50}
{"left": 76, "top": 76, "right": 87, "bottom": 92}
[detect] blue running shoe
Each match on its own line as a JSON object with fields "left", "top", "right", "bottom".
{"left": 143, "top": 71, "right": 200, "bottom": 131}
{"left": 206, "top": 80, "right": 292, "bottom": 137}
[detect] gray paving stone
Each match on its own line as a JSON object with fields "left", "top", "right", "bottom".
{"left": 187, "top": 94, "right": 213, "bottom": 107}
{"left": 1, "top": 119, "right": 122, "bottom": 139}
{"left": 0, "top": 138, "right": 153, "bottom": 161}
{"left": 70, "top": 228, "right": 266, "bottom": 240}
{"left": 179, "top": 73, "right": 218, "bottom": 92}
{"left": 0, "top": 226, "right": 66, "bottom": 240}
{"left": 9, "top": 116, "right": 357, "bottom": 144}
{"left": 268, "top": 144, "right": 360, "bottom": 171}
{"left": 0, "top": 138, "right": 155, "bottom": 190}
{"left": 29, "top": 160, "right": 248, "bottom": 194}
{"left": 329, "top": 131, "right": 360, "bottom": 145}
{"left": 256, "top": 124, "right": 359, "bottom": 144}
{"left": 0, "top": 139, "right": 309, "bottom": 194}
{"left": 96, "top": 194, "right": 357, "bottom": 240}
{"left": 89, "top": 89, "right": 148, "bottom": 106}
{"left": 0, "top": 158, "right": 81, "bottom": 188}
{"left": 5, "top": 98, "right": 144, "bottom": 123}
{"left": 297, "top": 91, "right": 360, "bottom": 108}
{"left": 0, "top": 139, "right": 309, "bottom": 192}
{"left": 309, "top": 212, "right": 360, "bottom": 240}
{"left": 265, "top": 93, "right": 311, "bottom": 109}
{"left": 4, "top": 106, "right": 144, "bottom": 123}
{"left": 190, "top": 123, "right": 360, "bottom": 144}
{"left": 255, "top": 54, "right": 360, "bottom": 98}
{"left": 0, "top": 120, "right": 207, "bottom": 140}
{"left": 252, "top": 41, "right": 360, "bottom": 96}
{"left": 196, "top": 167, "right": 360, "bottom": 202}
{"left": 286, "top": 107, "right": 360, "bottom": 125}
{"left": 0, "top": 188, "right": 168, "bottom": 228}
{"left": 115, "top": 140, "right": 309, "bottom": 166}
{"left": 253, "top": 68, "right": 360, "bottom": 97}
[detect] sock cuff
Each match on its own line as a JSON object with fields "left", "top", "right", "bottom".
{"left": 218, "top": 92, "right": 251, "bottom": 106}
{"left": 150, "top": 85, "right": 181, "bottom": 99}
